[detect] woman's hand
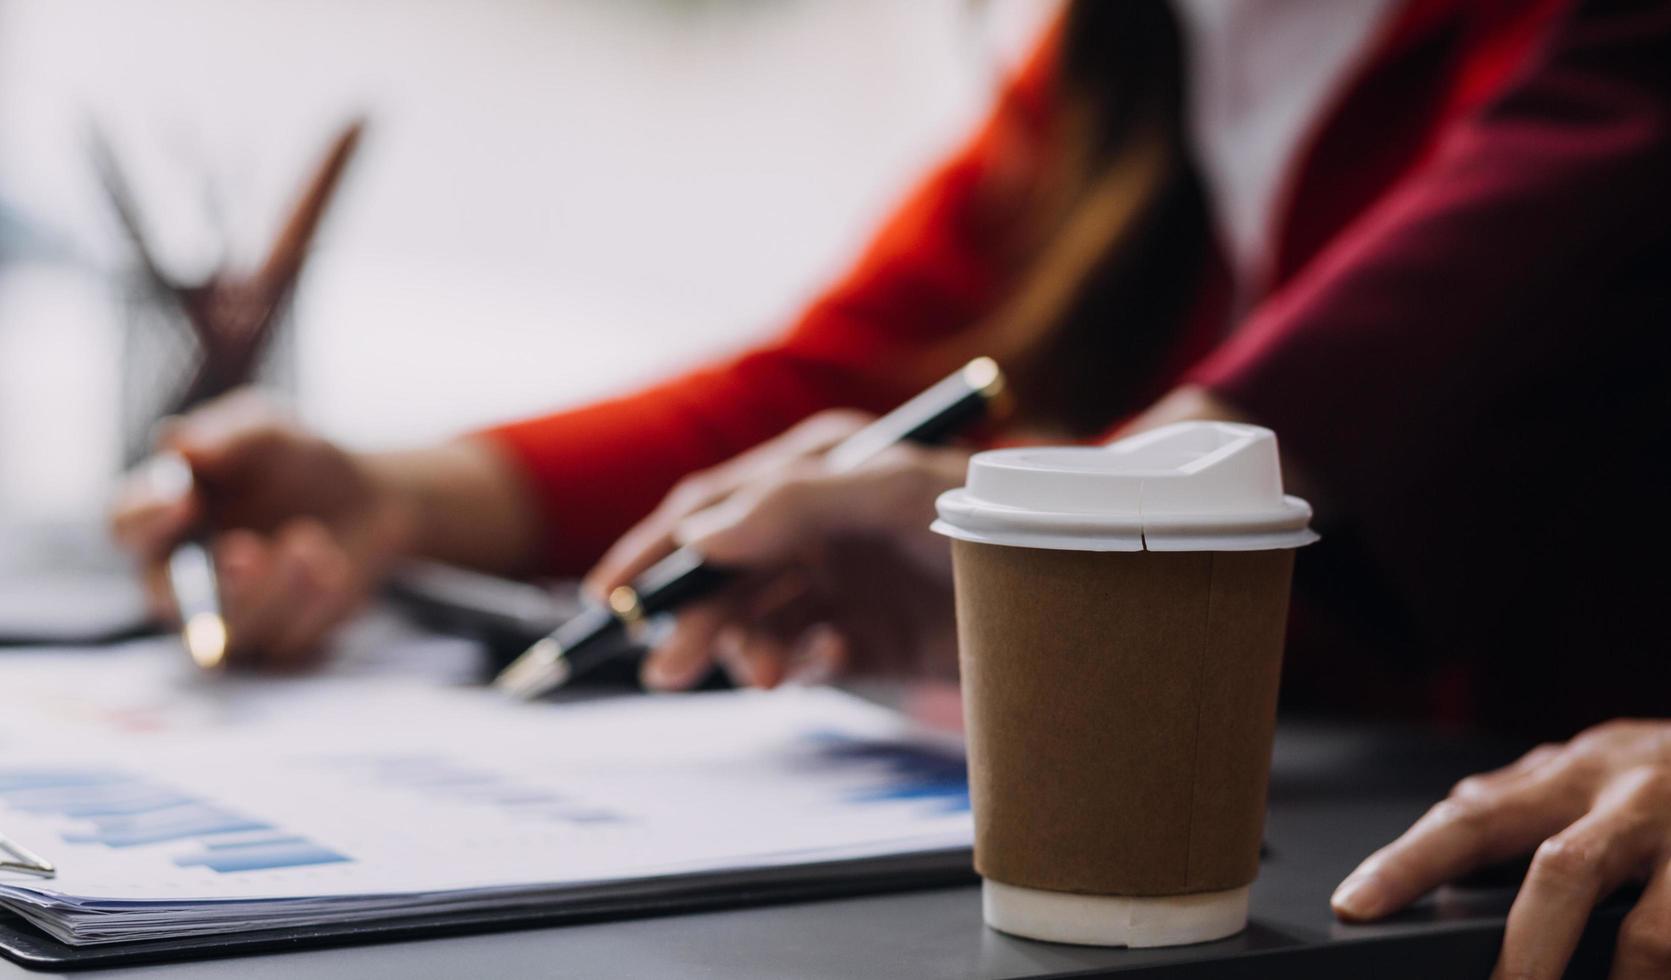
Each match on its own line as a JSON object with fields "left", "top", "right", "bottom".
{"left": 583, "top": 410, "right": 971, "bottom": 691}
{"left": 110, "top": 391, "right": 416, "bottom": 670}
{"left": 1332, "top": 719, "right": 1671, "bottom": 979}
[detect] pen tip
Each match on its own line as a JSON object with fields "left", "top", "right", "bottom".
{"left": 493, "top": 638, "right": 571, "bottom": 700}
{"left": 183, "top": 613, "right": 229, "bottom": 670}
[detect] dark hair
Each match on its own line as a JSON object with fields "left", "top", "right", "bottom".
{"left": 954, "top": 0, "right": 1212, "bottom": 436}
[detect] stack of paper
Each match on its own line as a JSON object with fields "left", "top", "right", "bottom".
{"left": 0, "top": 642, "right": 971, "bottom": 946}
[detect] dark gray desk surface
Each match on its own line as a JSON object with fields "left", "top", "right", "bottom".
{"left": 0, "top": 719, "right": 1627, "bottom": 979}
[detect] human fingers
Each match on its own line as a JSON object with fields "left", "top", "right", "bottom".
{"left": 717, "top": 568, "right": 849, "bottom": 690}
{"left": 1490, "top": 766, "right": 1671, "bottom": 980}
{"left": 725, "top": 409, "right": 872, "bottom": 473}
{"left": 261, "top": 522, "right": 359, "bottom": 670}
{"left": 1463, "top": 742, "right": 1567, "bottom": 792}
{"left": 109, "top": 454, "right": 202, "bottom": 561}
{"left": 583, "top": 519, "right": 681, "bottom": 606}
{"left": 212, "top": 530, "right": 278, "bottom": 667}
{"left": 640, "top": 597, "right": 738, "bottom": 692}
{"left": 1333, "top": 761, "right": 1590, "bottom": 922}
{"left": 164, "top": 389, "right": 295, "bottom": 476}
{"left": 581, "top": 411, "right": 875, "bottom": 600}
{"left": 709, "top": 573, "right": 815, "bottom": 689}
{"left": 582, "top": 466, "right": 742, "bottom": 602}
{"left": 711, "top": 626, "right": 777, "bottom": 690}
{"left": 679, "top": 445, "right": 968, "bottom": 570}
{"left": 213, "top": 523, "right": 334, "bottom": 670}
{"left": 139, "top": 562, "right": 179, "bottom": 623}
{"left": 715, "top": 621, "right": 848, "bottom": 691}
{"left": 1611, "top": 854, "right": 1671, "bottom": 979}
{"left": 780, "top": 624, "right": 848, "bottom": 687}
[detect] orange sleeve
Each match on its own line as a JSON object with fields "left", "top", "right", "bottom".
{"left": 482, "top": 29, "right": 1062, "bottom": 574}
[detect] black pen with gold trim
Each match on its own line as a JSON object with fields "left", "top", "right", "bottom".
{"left": 494, "top": 356, "right": 1007, "bottom": 700}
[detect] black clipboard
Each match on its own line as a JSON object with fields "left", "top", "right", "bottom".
{"left": 0, "top": 849, "right": 974, "bottom": 971}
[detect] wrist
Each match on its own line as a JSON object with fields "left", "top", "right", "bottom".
{"left": 360, "top": 439, "right": 546, "bottom": 575}
{"left": 358, "top": 450, "right": 430, "bottom": 566}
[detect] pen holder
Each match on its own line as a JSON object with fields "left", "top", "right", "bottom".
{"left": 118, "top": 273, "right": 297, "bottom": 466}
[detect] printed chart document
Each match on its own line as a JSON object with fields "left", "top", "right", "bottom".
{"left": 0, "top": 642, "right": 971, "bottom": 946}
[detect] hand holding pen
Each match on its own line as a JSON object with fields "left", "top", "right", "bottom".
{"left": 110, "top": 393, "right": 410, "bottom": 671}
{"left": 497, "top": 358, "right": 1006, "bottom": 699}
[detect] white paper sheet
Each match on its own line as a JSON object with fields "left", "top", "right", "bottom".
{"left": 0, "top": 641, "right": 971, "bottom": 944}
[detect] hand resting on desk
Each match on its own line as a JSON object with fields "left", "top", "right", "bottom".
{"left": 1334, "top": 719, "right": 1671, "bottom": 980}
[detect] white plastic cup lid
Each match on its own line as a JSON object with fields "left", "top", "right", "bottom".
{"left": 932, "top": 421, "right": 1317, "bottom": 552}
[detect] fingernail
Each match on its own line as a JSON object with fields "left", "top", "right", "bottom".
{"left": 673, "top": 512, "right": 728, "bottom": 550}
{"left": 674, "top": 497, "right": 752, "bottom": 552}
{"left": 145, "top": 453, "right": 194, "bottom": 501}
{"left": 1331, "top": 874, "right": 1389, "bottom": 920}
{"left": 642, "top": 658, "right": 685, "bottom": 691}
{"left": 727, "top": 654, "right": 757, "bottom": 688}
{"left": 782, "top": 633, "right": 831, "bottom": 688}
{"left": 746, "top": 656, "right": 777, "bottom": 690}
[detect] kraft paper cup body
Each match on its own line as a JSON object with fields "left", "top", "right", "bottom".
{"left": 932, "top": 422, "right": 1315, "bottom": 948}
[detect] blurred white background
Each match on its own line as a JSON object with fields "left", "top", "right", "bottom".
{"left": 0, "top": 0, "right": 1052, "bottom": 522}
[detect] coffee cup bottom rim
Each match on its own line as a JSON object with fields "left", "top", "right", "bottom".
{"left": 982, "top": 879, "right": 1249, "bottom": 948}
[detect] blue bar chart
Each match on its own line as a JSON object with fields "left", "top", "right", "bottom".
{"left": 174, "top": 837, "right": 350, "bottom": 873}
{"left": 323, "top": 754, "right": 631, "bottom": 826}
{"left": 800, "top": 733, "right": 972, "bottom": 813}
{"left": 0, "top": 768, "right": 353, "bottom": 872}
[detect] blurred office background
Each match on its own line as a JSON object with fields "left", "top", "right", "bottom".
{"left": 0, "top": 0, "right": 1051, "bottom": 523}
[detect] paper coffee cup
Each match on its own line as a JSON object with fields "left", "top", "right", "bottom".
{"left": 932, "top": 421, "right": 1315, "bottom": 947}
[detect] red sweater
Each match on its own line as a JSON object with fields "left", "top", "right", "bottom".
{"left": 489, "top": 0, "right": 1671, "bottom": 735}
